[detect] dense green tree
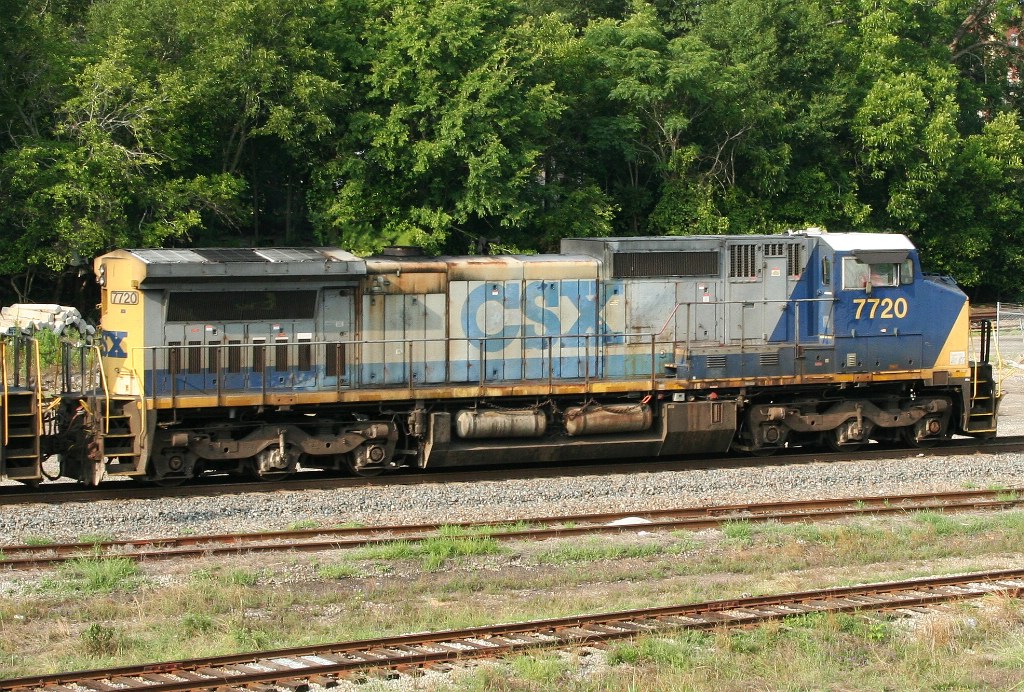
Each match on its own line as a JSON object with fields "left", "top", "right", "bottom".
{"left": 0, "top": 0, "right": 88, "bottom": 299}
{"left": 309, "top": 0, "right": 570, "bottom": 253}
{"left": 1, "top": 0, "right": 1023, "bottom": 301}
{"left": 849, "top": 0, "right": 1024, "bottom": 289}
{"left": 84, "top": 0, "right": 358, "bottom": 245}
{"left": 580, "top": 0, "right": 857, "bottom": 236}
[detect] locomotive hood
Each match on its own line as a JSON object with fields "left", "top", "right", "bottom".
{"left": 95, "top": 247, "right": 366, "bottom": 287}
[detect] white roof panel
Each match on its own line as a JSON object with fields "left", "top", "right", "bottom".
{"left": 820, "top": 233, "right": 914, "bottom": 252}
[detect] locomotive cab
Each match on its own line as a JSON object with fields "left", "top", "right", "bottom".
{"left": 733, "top": 232, "right": 995, "bottom": 453}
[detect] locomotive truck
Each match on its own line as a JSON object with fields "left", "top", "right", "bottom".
{"left": 0, "top": 229, "right": 1000, "bottom": 485}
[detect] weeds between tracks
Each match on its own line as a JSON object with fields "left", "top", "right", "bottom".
{"left": 3, "top": 509, "right": 1024, "bottom": 687}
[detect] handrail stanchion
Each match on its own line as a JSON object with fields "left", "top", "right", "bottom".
{"left": 1, "top": 341, "right": 8, "bottom": 447}
{"left": 32, "top": 339, "right": 43, "bottom": 445}
{"left": 648, "top": 336, "right": 655, "bottom": 391}
{"left": 408, "top": 339, "right": 414, "bottom": 390}
{"left": 90, "top": 344, "right": 111, "bottom": 434}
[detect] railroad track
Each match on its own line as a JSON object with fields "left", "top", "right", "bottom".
{"left": 4, "top": 568, "right": 1022, "bottom": 691}
{"left": 3, "top": 487, "right": 1021, "bottom": 570}
{"left": 3, "top": 435, "right": 1022, "bottom": 507}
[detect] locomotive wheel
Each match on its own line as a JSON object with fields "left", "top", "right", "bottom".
{"left": 343, "top": 453, "right": 385, "bottom": 477}
{"left": 246, "top": 446, "right": 297, "bottom": 480}
{"left": 900, "top": 426, "right": 939, "bottom": 448}
{"left": 245, "top": 463, "right": 295, "bottom": 481}
{"left": 152, "top": 476, "right": 188, "bottom": 487}
{"left": 825, "top": 432, "right": 862, "bottom": 452}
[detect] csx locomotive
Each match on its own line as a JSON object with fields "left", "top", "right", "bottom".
{"left": 0, "top": 230, "right": 1000, "bottom": 485}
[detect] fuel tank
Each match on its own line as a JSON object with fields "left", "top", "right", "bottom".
{"left": 564, "top": 403, "right": 653, "bottom": 436}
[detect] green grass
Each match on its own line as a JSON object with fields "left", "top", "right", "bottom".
{"left": 180, "top": 612, "right": 215, "bottom": 637}
{"left": 34, "top": 329, "right": 71, "bottom": 369}
{"left": 350, "top": 536, "right": 506, "bottom": 571}
{"left": 507, "top": 651, "right": 574, "bottom": 686}
{"left": 39, "top": 557, "right": 142, "bottom": 595}
{"left": 607, "top": 630, "right": 709, "bottom": 667}
{"left": 81, "top": 623, "right": 129, "bottom": 656}
{"left": 222, "top": 569, "right": 261, "bottom": 586}
{"left": 721, "top": 519, "right": 754, "bottom": 543}
{"left": 188, "top": 566, "right": 263, "bottom": 586}
{"left": 449, "top": 602, "right": 1024, "bottom": 689}
{"left": 8, "top": 510, "right": 1024, "bottom": 682}
{"left": 436, "top": 521, "right": 536, "bottom": 538}
{"left": 535, "top": 541, "right": 667, "bottom": 564}
{"left": 317, "top": 563, "right": 362, "bottom": 580}
{"left": 591, "top": 604, "right": 1017, "bottom": 690}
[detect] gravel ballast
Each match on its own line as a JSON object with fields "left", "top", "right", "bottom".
{"left": 2, "top": 451, "right": 1023, "bottom": 544}
{"left": 2, "top": 369, "right": 1021, "bottom": 545}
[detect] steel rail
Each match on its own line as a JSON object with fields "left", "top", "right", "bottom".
{"left": 4, "top": 569, "right": 1023, "bottom": 691}
{"left": 2, "top": 487, "right": 1022, "bottom": 570}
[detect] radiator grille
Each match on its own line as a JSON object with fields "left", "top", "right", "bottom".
{"left": 707, "top": 355, "right": 727, "bottom": 368}
{"left": 612, "top": 251, "right": 719, "bottom": 278}
{"left": 167, "top": 290, "right": 317, "bottom": 322}
{"left": 763, "top": 243, "right": 804, "bottom": 277}
{"left": 729, "top": 245, "right": 757, "bottom": 278}
{"left": 786, "top": 244, "right": 803, "bottom": 276}
{"left": 759, "top": 352, "right": 780, "bottom": 366}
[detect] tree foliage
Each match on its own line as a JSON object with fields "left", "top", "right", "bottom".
{"left": 0, "top": 0, "right": 1022, "bottom": 301}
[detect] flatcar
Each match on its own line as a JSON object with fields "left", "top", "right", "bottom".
{"left": 0, "top": 229, "right": 1000, "bottom": 484}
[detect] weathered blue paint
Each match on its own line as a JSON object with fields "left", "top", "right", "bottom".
{"left": 101, "top": 330, "right": 128, "bottom": 359}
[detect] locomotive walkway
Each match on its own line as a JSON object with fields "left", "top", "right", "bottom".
{"left": 1, "top": 487, "right": 1022, "bottom": 570}
{"left": 3, "top": 569, "right": 1022, "bottom": 691}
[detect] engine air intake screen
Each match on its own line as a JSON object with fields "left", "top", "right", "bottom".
{"left": 167, "top": 290, "right": 317, "bottom": 322}
{"left": 612, "top": 251, "right": 719, "bottom": 278}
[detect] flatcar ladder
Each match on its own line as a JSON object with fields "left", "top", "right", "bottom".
{"left": 0, "top": 337, "right": 44, "bottom": 482}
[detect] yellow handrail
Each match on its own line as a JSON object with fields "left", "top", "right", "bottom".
{"left": 32, "top": 338, "right": 43, "bottom": 441}
{"left": 90, "top": 344, "right": 111, "bottom": 434}
{"left": 1, "top": 340, "right": 7, "bottom": 447}
{"left": 128, "top": 347, "right": 147, "bottom": 441}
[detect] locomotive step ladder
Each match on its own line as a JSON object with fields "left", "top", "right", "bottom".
{"left": 1, "top": 389, "right": 43, "bottom": 481}
{"left": 96, "top": 398, "right": 145, "bottom": 476}
{"left": 964, "top": 319, "right": 999, "bottom": 435}
{"left": 965, "top": 362, "right": 999, "bottom": 434}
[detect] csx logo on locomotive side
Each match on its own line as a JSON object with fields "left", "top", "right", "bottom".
{"left": 101, "top": 330, "right": 128, "bottom": 358}
{"left": 460, "top": 280, "right": 624, "bottom": 352}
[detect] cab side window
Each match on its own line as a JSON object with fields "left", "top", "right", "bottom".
{"left": 842, "top": 258, "right": 899, "bottom": 290}
{"left": 900, "top": 258, "right": 914, "bottom": 285}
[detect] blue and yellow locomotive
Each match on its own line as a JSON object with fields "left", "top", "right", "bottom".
{"left": 0, "top": 229, "right": 1000, "bottom": 484}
